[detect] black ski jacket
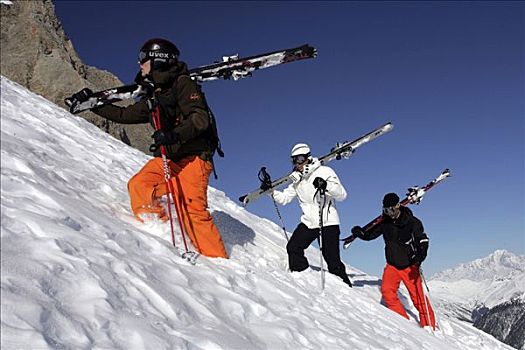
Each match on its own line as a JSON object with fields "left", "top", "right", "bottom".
{"left": 357, "top": 207, "right": 429, "bottom": 269}
{"left": 92, "top": 62, "right": 214, "bottom": 162}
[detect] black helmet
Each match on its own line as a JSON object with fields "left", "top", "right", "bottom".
{"left": 138, "top": 38, "right": 179, "bottom": 71}
{"left": 382, "top": 192, "right": 400, "bottom": 207}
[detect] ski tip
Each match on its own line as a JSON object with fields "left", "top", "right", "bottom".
{"left": 238, "top": 195, "right": 248, "bottom": 205}
{"left": 298, "top": 44, "right": 317, "bottom": 53}
{"left": 436, "top": 169, "right": 451, "bottom": 182}
{"left": 309, "top": 46, "right": 318, "bottom": 58}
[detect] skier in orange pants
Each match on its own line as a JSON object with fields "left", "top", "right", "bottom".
{"left": 352, "top": 193, "right": 436, "bottom": 329}
{"left": 69, "top": 38, "right": 228, "bottom": 259}
{"left": 128, "top": 156, "right": 227, "bottom": 258}
{"left": 381, "top": 263, "right": 436, "bottom": 328}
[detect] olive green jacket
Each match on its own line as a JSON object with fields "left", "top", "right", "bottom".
{"left": 92, "top": 62, "right": 214, "bottom": 162}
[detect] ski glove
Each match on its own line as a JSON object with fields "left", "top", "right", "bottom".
{"left": 135, "top": 73, "right": 156, "bottom": 96}
{"left": 415, "top": 251, "right": 427, "bottom": 264}
{"left": 71, "top": 88, "right": 93, "bottom": 104}
{"left": 290, "top": 171, "right": 302, "bottom": 184}
{"left": 260, "top": 179, "right": 272, "bottom": 191}
{"left": 151, "top": 130, "right": 179, "bottom": 148}
{"left": 351, "top": 225, "right": 365, "bottom": 238}
{"left": 415, "top": 240, "right": 429, "bottom": 263}
{"left": 313, "top": 177, "right": 327, "bottom": 191}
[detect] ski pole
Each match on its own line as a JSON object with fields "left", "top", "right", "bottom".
{"left": 317, "top": 188, "right": 327, "bottom": 291}
{"left": 419, "top": 266, "right": 437, "bottom": 330}
{"left": 270, "top": 193, "right": 289, "bottom": 242}
{"left": 148, "top": 99, "right": 190, "bottom": 253}
{"left": 169, "top": 175, "right": 191, "bottom": 255}
{"left": 258, "top": 167, "right": 289, "bottom": 242}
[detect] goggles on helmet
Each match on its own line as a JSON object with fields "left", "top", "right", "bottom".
{"left": 382, "top": 204, "right": 400, "bottom": 218}
{"left": 291, "top": 154, "right": 309, "bottom": 165}
{"left": 138, "top": 50, "right": 176, "bottom": 65}
{"left": 138, "top": 51, "right": 149, "bottom": 64}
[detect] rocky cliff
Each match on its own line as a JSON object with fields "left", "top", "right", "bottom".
{"left": 474, "top": 298, "right": 525, "bottom": 350}
{"left": 1, "top": 0, "right": 150, "bottom": 152}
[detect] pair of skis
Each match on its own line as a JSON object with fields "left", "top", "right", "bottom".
{"left": 341, "top": 169, "right": 451, "bottom": 249}
{"left": 239, "top": 122, "right": 394, "bottom": 205}
{"left": 64, "top": 44, "right": 317, "bottom": 114}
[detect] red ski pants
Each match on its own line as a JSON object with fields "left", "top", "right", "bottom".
{"left": 381, "top": 263, "right": 436, "bottom": 329}
{"left": 127, "top": 156, "right": 228, "bottom": 258}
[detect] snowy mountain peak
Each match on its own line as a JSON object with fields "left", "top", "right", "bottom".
{"left": 429, "top": 251, "right": 525, "bottom": 349}
{"left": 0, "top": 76, "right": 513, "bottom": 349}
{"left": 431, "top": 250, "right": 525, "bottom": 282}
{"left": 429, "top": 249, "right": 525, "bottom": 313}
{"left": 490, "top": 249, "right": 524, "bottom": 267}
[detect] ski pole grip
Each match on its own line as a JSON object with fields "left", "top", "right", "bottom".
{"left": 149, "top": 144, "right": 159, "bottom": 153}
{"left": 258, "top": 167, "right": 272, "bottom": 191}
{"left": 146, "top": 96, "right": 159, "bottom": 112}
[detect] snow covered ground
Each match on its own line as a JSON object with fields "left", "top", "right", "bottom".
{"left": 0, "top": 76, "right": 513, "bottom": 349}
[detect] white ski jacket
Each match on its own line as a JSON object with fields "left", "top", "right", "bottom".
{"left": 273, "top": 161, "right": 347, "bottom": 229}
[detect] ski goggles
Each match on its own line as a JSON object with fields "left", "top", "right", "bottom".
{"left": 139, "top": 50, "right": 177, "bottom": 64}
{"left": 138, "top": 51, "right": 150, "bottom": 64}
{"left": 382, "top": 204, "right": 400, "bottom": 217}
{"left": 291, "top": 154, "right": 309, "bottom": 165}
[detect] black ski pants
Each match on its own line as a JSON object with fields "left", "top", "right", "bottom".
{"left": 286, "top": 223, "right": 352, "bottom": 287}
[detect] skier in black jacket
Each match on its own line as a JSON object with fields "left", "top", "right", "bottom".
{"left": 352, "top": 193, "right": 436, "bottom": 329}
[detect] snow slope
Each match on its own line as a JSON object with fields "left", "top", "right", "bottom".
{"left": 0, "top": 76, "right": 512, "bottom": 349}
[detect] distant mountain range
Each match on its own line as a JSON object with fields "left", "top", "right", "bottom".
{"left": 429, "top": 250, "right": 525, "bottom": 349}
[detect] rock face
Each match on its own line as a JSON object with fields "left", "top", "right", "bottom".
{"left": 1, "top": 0, "right": 151, "bottom": 153}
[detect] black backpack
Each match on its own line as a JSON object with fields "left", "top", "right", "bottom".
{"left": 194, "top": 82, "right": 224, "bottom": 159}
{"left": 174, "top": 75, "right": 224, "bottom": 179}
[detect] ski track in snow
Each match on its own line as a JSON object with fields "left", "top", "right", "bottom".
{"left": 0, "top": 76, "right": 513, "bottom": 349}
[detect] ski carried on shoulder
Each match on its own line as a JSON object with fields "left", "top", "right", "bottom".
{"left": 190, "top": 44, "right": 317, "bottom": 82}
{"left": 238, "top": 122, "right": 394, "bottom": 206}
{"left": 65, "top": 44, "right": 317, "bottom": 114}
{"left": 342, "top": 169, "right": 451, "bottom": 249}
{"left": 65, "top": 84, "right": 145, "bottom": 115}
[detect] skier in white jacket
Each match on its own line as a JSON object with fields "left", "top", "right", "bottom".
{"left": 273, "top": 143, "right": 352, "bottom": 287}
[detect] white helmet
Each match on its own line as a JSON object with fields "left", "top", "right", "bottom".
{"left": 291, "top": 143, "right": 311, "bottom": 157}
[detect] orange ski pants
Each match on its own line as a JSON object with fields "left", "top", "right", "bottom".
{"left": 127, "top": 156, "right": 228, "bottom": 258}
{"left": 381, "top": 263, "right": 436, "bottom": 329}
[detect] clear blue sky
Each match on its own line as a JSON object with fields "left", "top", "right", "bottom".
{"left": 54, "top": 1, "right": 524, "bottom": 277}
